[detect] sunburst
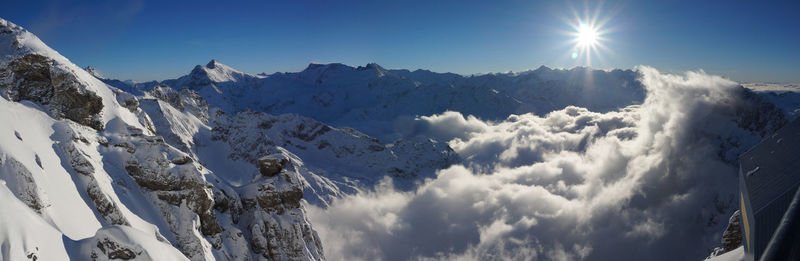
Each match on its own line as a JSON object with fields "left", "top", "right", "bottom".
{"left": 563, "top": 3, "right": 615, "bottom": 67}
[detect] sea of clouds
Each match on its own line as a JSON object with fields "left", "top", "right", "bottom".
{"left": 308, "top": 67, "right": 773, "bottom": 260}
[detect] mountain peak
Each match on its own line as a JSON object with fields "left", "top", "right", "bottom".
{"left": 365, "top": 63, "right": 384, "bottom": 70}
{"left": 303, "top": 62, "right": 353, "bottom": 73}
{"left": 206, "top": 59, "right": 220, "bottom": 69}
{"left": 0, "top": 18, "right": 57, "bottom": 59}
{"left": 84, "top": 66, "right": 105, "bottom": 79}
{"left": 305, "top": 62, "right": 325, "bottom": 71}
{"left": 0, "top": 18, "right": 24, "bottom": 34}
{"left": 192, "top": 59, "right": 239, "bottom": 74}
{"left": 356, "top": 63, "right": 386, "bottom": 77}
{"left": 184, "top": 59, "right": 258, "bottom": 85}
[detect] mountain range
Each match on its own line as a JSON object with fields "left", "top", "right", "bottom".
{"left": 0, "top": 17, "right": 795, "bottom": 261}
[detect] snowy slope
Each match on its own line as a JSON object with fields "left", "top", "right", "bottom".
{"left": 706, "top": 247, "right": 744, "bottom": 261}
{"left": 137, "top": 84, "right": 459, "bottom": 206}
{"left": 0, "top": 17, "right": 461, "bottom": 261}
{"left": 0, "top": 18, "right": 330, "bottom": 260}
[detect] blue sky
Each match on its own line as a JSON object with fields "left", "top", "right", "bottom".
{"left": 1, "top": 0, "right": 798, "bottom": 82}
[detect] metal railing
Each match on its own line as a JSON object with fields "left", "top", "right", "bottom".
{"left": 760, "top": 187, "right": 800, "bottom": 260}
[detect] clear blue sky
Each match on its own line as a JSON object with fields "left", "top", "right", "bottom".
{"left": 2, "top": 0, "right": 798, "bottom": 82}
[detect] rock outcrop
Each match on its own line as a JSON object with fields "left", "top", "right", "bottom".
{"left": 258, "top": 155, "right": 288, "bottom": 177}
{"left": 721, "top": 210, "right": 743, "bottom": 252}
{"left": 706, "top": 210, "right": 744, "bottom": 259}
{"left": 0, "top": 155, "right": 45, "bottom": 213}
{"left": 0, "top": 54, "right": 104, "bottom": 130}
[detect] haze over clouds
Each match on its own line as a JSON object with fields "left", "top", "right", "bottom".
{"left": 308, "top": 67, "right": 775, "bottom": 261}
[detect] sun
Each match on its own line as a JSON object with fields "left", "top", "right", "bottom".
{"left": 576, "top": 23, "right": 598, "bottom": 47}
{"left": 566, "top": 18, "right": 609, "bottom": 66}
{"left": 560, "top": 2, "right": 615, "bottom": 66}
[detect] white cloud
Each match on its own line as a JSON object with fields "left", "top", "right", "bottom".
{"left": 308, "top": 67, "right": 776, "bottom": 260}
{"left": 417, "top": 111, "right": 489, "bottom": 141}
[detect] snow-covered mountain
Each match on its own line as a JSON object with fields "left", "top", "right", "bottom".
{"left": 0, "top": 18, "right": 459, "bottom": 260}
{"left": 0, "top": 15, "right": 794, "bottom": 261}
{"left": 107, "top": 59, "right": 645, "bottom": 141}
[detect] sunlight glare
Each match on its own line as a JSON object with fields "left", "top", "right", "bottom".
{"left": 562, "top": 3, "right": 616, "bottom": 66}
{"left": 566, "top": 18, "right": 609, "bottom": 66}
{"left": 577, "top": 23, "right": 598, "bottom": 47}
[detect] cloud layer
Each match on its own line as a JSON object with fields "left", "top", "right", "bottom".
{"left": 308, "top": 67, "right": 774, "bottom": 260}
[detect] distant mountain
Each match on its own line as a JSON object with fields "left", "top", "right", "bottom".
{"left": 102, "top": 59, "right": 645, "bottom": 141}
{"left": 741, "top": 82, "right": 800, "bottom": 120}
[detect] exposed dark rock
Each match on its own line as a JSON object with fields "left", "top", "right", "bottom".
{"left": 707, "top": 210, "right": 744, "bottom": 258}
{"left": 156, "top": 191, "right": 183, "bottom": 206}
{"left": 282, "top": 121, "right": 332, "bottom": 142}
{"left": 94, "top": 238, "right": 139, "bottom": 260}
{"left": 247, "top": 185, "right": 303, "bottom": 214}
{"left": 26, "top": 252, "right": 37, "bottom": 261}
{"left": 721, "top": 210, "right": 743, "bottom": 252}
{"left": 57, "top": 138, "right": 130, "bottom": 226}
{"left": 257, "top": 155, "right": 288, "bottom": 177}
{"left": 243, "top": 186, "right": 315, "bottom": 259}
{"left": 246, "top": 206, "right": 319, "bottom": 260}
{"left": 171, "top": 155, "right": 193, "bottom": 165}
{"left": 0, "top": 156, "right": 44, "bottom": 213}
{"left": 62, "top": 142, "right": 95, "bottom": 175}
{"left": 0, "top": 54, "right": 105, "bottom": 130}
{"left": 124, "top": 162, "right": 184, "bottom": 191}
{"left": 123, "top": 98, "right": 139, "bottom": 112}
{"left": 113, "top": 142, "right": 136, "bottom": 154}
{"left": 72, "top": 135, "right": 90, "bottom": 144}
{"left": 147, "top": 85, "right": 211, "bottom": 123}
{"left": 97, "top": 137, "right": 108, "bottom": 147}
{"left": 149, "top": 85, "right": 184, "bottom": 110}
{"left": 121, "top": 138, "right": 222, "bottom": 237}
{"left": 367, "top": 144, "right": 385, "bottom": 152}
{"left": 257, "top": 118, "right": 277, "bottom": 129}
{"left": 212, "top": 188, "right": 243, "bottom": 224}
{"left": 143, "top": 136, "right": 164, "bottom": 143}
{"left": 111, "top": 89, "right": 139, "bottom": 113}
{"left": 388, "top": 167, "right": 414, "bottom": 179}
{"left": 87, "top": 183, "right": 129, "bottom": 225}
{"left": 34, "top": 154, "right": 41, "bottom": 169}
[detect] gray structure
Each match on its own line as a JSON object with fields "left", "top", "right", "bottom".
{"left": 739, "top": 119, "right": 800, "bottom": 260}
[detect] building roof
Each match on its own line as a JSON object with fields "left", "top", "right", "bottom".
{"left": 740, "top": 119, "right": 800, "bottom": 214}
